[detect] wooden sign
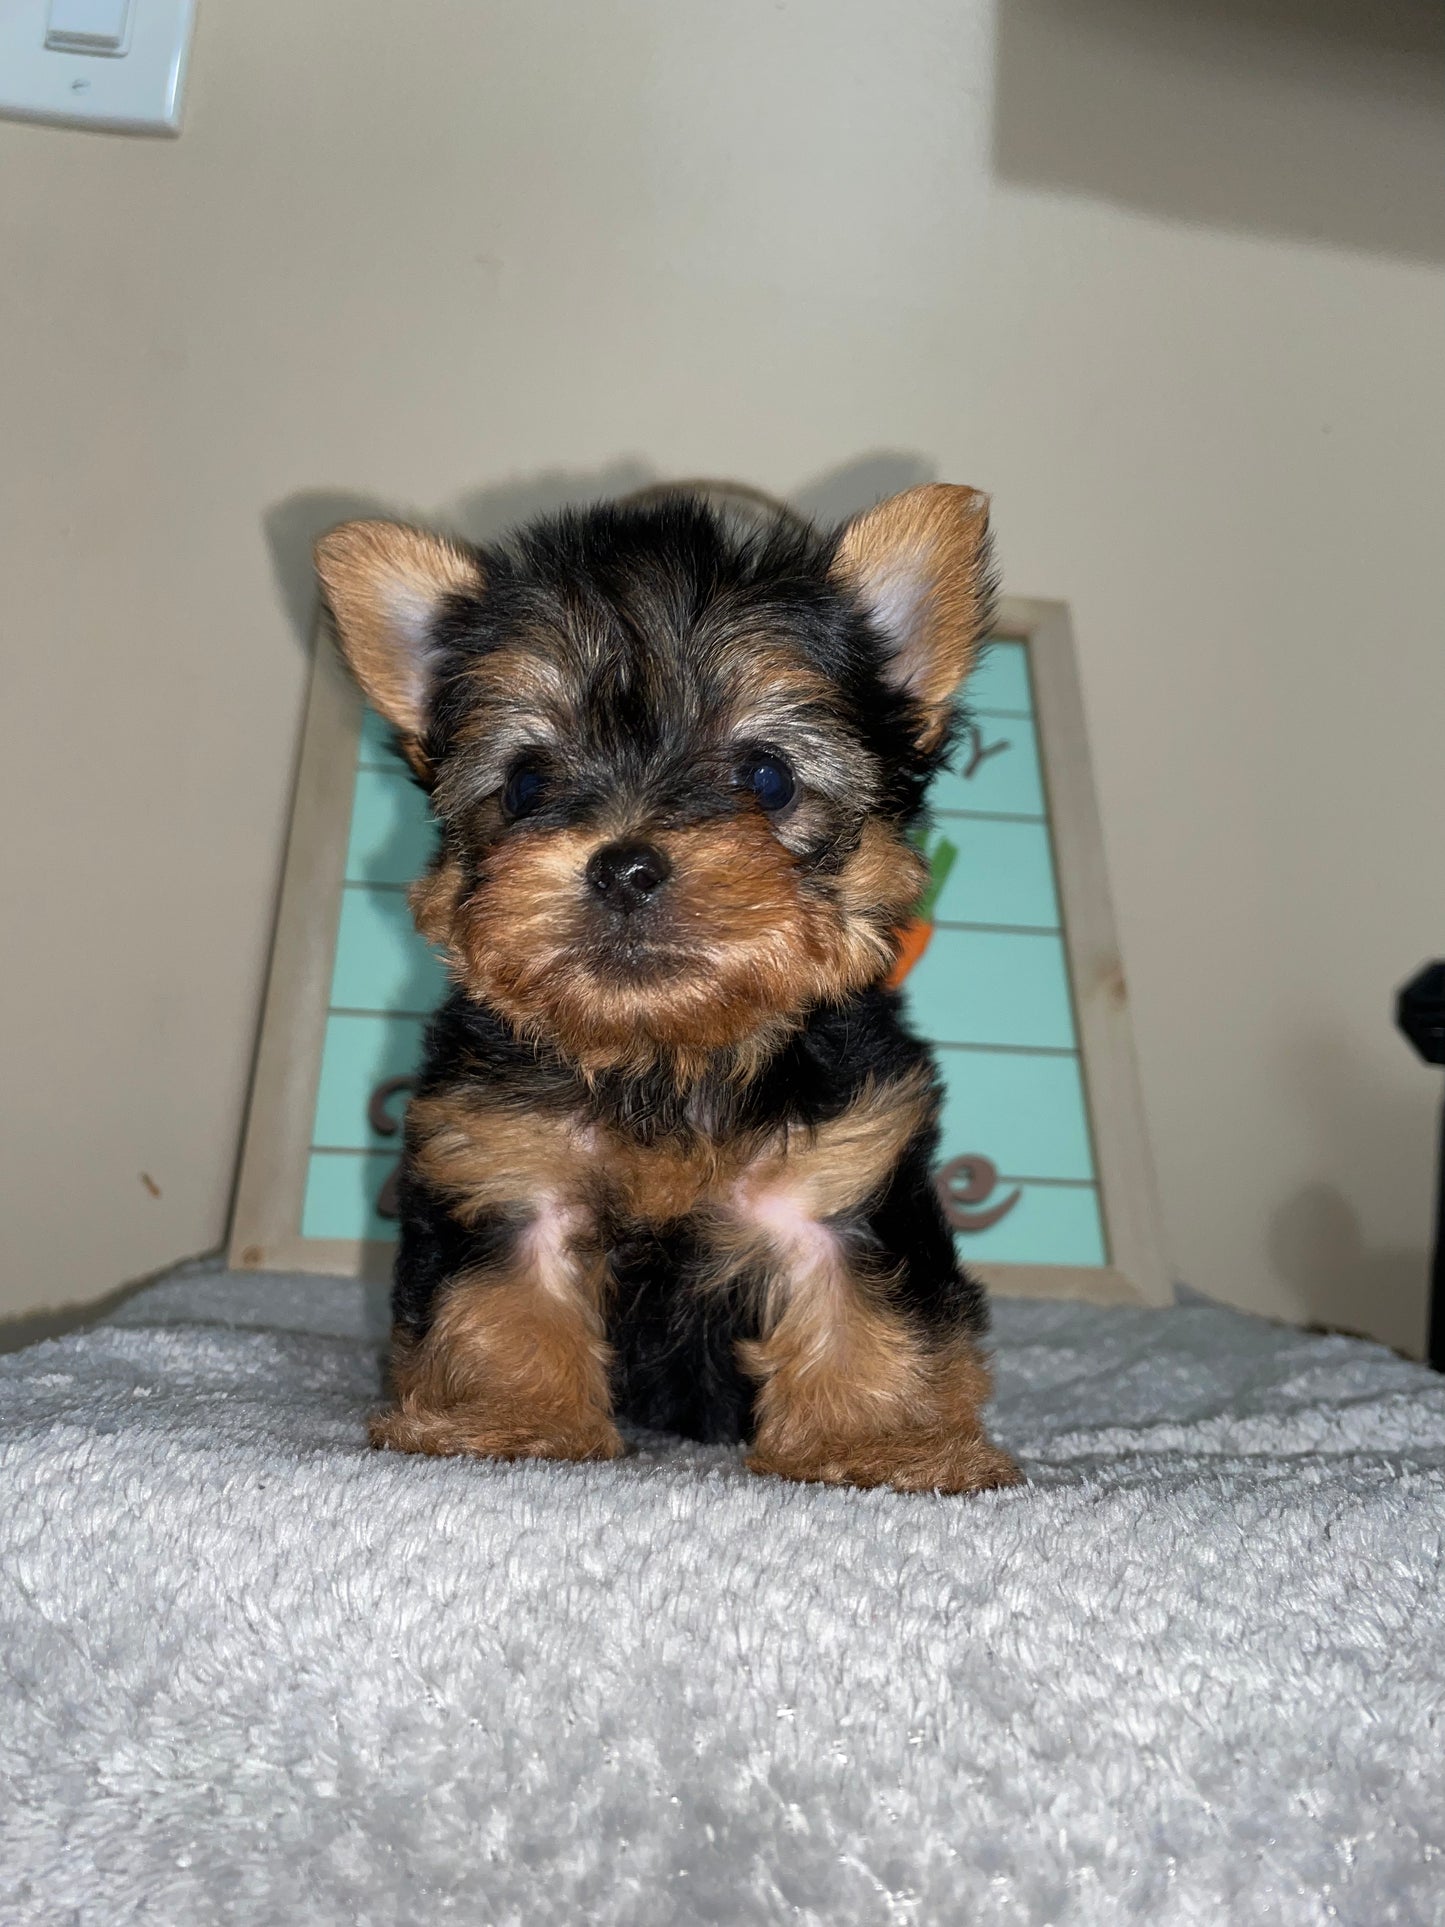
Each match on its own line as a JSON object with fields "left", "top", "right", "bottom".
{"left": 231, "top": 598, "right": 1168, "bottom": 1307}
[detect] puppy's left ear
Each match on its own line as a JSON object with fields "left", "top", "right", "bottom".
{"left": 830, "top": 484, "right": 994, "bottom": 750}
{"left": 313, "top": 519, "right": 485, "bottom": 741}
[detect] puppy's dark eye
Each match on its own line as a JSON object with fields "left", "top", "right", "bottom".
{"left": 502, "top": 763, "right": 547, "bottom": 820}
{"left": 738, "top": 752, "right": 796, "bottom": 814}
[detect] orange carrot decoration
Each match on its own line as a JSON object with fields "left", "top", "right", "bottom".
{"left": 885, "top": 833, "right": 957, "bottom": 990}
{"left": 885, "top": 919, "right": 933, "bottom": 990}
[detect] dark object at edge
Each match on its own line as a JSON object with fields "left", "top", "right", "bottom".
{"left": 1397, "top": 961, "right": 1445, "bottom": 1372}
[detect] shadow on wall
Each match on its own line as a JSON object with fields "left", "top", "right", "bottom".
{"left": 993, "top": 0, "right": 1445, "bottom": 264}
{"left": 262, "top": 462, "right": 654, "bottom": 651}
{"left": 262, "top": 453, "right": 938, "bottom": 650}
{"left": 1270, "top": 1184, "right": 1426, "bottom": 1358}
{"left": 1268, "top": 1026, "right": 1433, "bottom": 1356}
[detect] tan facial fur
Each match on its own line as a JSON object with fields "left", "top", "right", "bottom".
{"left": 411, "top": 813, "right": 926, "bottom": 1081}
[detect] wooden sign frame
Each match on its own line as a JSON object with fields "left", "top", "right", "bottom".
{"left": 230, "top": 597, "right": 1169, "bottom": 1308}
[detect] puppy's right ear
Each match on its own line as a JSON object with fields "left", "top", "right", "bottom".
{"left": 313, "top": 520, "right": 484, "bottom": 739}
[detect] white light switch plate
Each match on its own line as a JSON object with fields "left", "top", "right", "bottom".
{"left": 0, "top": 0, "right": 196, "bottom": 135}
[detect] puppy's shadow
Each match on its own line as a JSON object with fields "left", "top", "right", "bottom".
{"left": 264, "top": 460, "right": 657, "bottom": 651}
{"left": 1267, "top": 1025, "right": 1432, "bottom": 1358}
{"left": 792, "top": 452, "right": 937, "bottom": 527}
{"left": 263, "top": 450, "right": 943, "bottom": 652}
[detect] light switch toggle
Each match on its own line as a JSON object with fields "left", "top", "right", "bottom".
{"left": 45, "top": 0, "right": 132, "bottom": 54}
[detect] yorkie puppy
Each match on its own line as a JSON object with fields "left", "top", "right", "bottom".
{"left": 315, "top": 484, "right": 1021, "bottom": 1493}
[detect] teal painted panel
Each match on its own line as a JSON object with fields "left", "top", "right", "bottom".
{"left": 951, "top": 1180, "right": 1107, "bottom": 1266}
{"left": 328, "top": 886, "right": 447, "bottom": 1014}
{"left": 302, "top": 1149, "right": 397, "bottom": 1240}
{"left": 936, "top": 1048, "right": 1095, "bottom": 1182}
{"left": 932, "top": 713, "right": 1045, "bottom": 818}
{"left": 963, "top": 639, "right": 1031, "bottom": 717}
{"left": 358, "top": 706, "right": 407, "bottom": 769}
{"left": 344, "top": 765, "right": 436, "bottom": 886}
{"left": 929, "top": 817, "right": 1059, "bottom": 931}
{"left": 312, "top": 1012, "right": 427, "bottom": 1149}
{"left": 903, "top": 928, "right": 1076, "bottom": 1049}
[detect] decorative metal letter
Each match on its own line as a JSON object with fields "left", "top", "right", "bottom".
{"left": 935, "top": 1154, "right": 1022, "bottom": 1233}
{"left": 369, "top": 1076, "right": 417, "bottom": 1220}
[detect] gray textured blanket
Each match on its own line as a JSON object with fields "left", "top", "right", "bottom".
{"left": 2, "top": 1262, "right": 1443, "bottom": 1925}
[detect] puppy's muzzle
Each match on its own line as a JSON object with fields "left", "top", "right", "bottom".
{"left": 585, "top": 839, "right": 672, "bottom": 915}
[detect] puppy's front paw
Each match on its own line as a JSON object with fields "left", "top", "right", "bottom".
{"left": 369, "top": 1403, "right": 624, "bottom": 1464}
{"left": 747, "top": 1429, "right": 1023, "bottom": 1495}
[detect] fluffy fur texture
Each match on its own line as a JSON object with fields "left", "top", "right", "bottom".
{"left": 316, "top": 487, "right": 1016, "bottom": 1490}
{"left": 3, "top": 1263, "right": 1443, "bottom": 1924}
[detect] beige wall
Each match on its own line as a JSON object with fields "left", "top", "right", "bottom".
{"left": 2, "top": 0, "right": 1442, "bottom": 1351}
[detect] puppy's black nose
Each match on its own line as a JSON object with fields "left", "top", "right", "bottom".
{"left": 586, "top": 839, "right": 672, "bottom": 911}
